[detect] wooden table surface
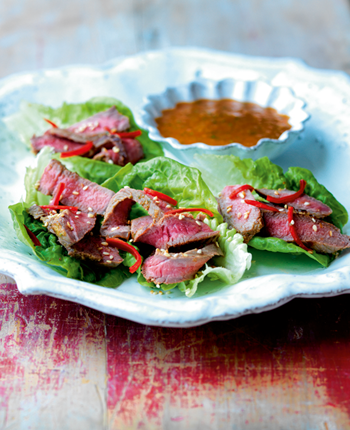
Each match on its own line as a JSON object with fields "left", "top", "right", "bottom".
{"left": 2, "top": 1, "right": 350, "bottom": 428}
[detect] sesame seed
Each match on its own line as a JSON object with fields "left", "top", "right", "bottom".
{"left": 313, "top": 225, "right": 317, "bottom": 232}
{"left": 197, "top": 249, "right": 203, "bottom": 254}
{"left": 103, "top": 252, "right": 110, "bottom": 255}
{"left": 274, "top": 191, "right": 279, "bottom": 195}
{"left": 67, "top": 221, "right": 73, "bottom": 230}
{"left": 279, "top": 208, "right": 284, "bottom": 212}
{"left": 179, "top": 214, "right": 185, "bottom": 220}
{"left": 108, "top": 160, "right": 113, "bottom": 164}
{"left": 87, "top": 222, "right": 91, "bottom": 224}
{"left": 44, "top": 221, "right": 48, "bottom": 227}
{"left": 164, "top": 252, "right": 170, "bottom": 257}
{"left": 75, "top": 215, "right": 79, "bottom": 218}
{"left": 290, "top": 220, "right": 295, "bottom": 225}
{"left": 284, "top": 205, "right": 288, "bottom": 209}
{"left": 129, "top": 239, "right": 133, "bottom": 243}
{"left": 239, "top": 191, "right": 246, "bottom": 198}
{"left": 88, "top": 207, "right": 93, "bottom": 212}
{"left": 111, "top": 227, "right": 119, "bottom": 231}
{"left": 156, "top": 284, "right": 160, "bottom": 289}
{"left": 83, "top": 185, "right": 88, "bottom": 191}
{"left": 98, "top": 247, "right": 102, "bottom": 250}
{"left": 101, "top": 242, "right": 108, "bottom": 246}
{"left": 304, "top": 202, "right": 310, "bottom": 206}
{"left": 160, "top": 249, "right": 165, "bottom": 252}
{"left": 153, "top": 196, "right": 158, "bottom": 201}
{"left": 237, "top": 212, "right": 242, "bottom": 219}
{"left": 196, "top": 220, "right": 201, "bottom": 225}
{"left": 244, "top": 211, "right": 250, "bottom": 219}
{"left": 88, "top": 213, "right": 94, "bottom": 218}
{"left": 124, "top": 186, "right": 130, "bottom": 189}
{"left": 227, "top": 206, "right": 232, "bottom": 213}
{"left": 241, "top": 199, "right": 245, "bottom": 203}
{"left": 106, "top": 260, "right": 112, "bottom": 264}
{"left": 312, "top": 218, "right": 316, "bottom": 223}
{"left": 72, "top": 191, "right": 79, "bottom": 195}
{"left": 109, "top": 255, "right": 114, "bottom": 260}
{"left": 329, "top": 231, "right": 333, "bottom": 237}
{"left": 215, "top": 242, "right": 219, "bottom": 248}
{"left": 112, "top": 146, "right": 120, "bottom": 153}
{"left": 76, "top": 211, "right": 81, "bottom": 215}
{"left": 166, "top": 205, "right": 172, "bottom": 208}
{"left": 64, "top": 145, "right": 69, "bottom": 151}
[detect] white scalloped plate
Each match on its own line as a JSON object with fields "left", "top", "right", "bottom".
{"left": 1, "top": 47, "right": 350, "bottom": 327}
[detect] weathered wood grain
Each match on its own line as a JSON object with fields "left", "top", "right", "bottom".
{"left": 1, "top": 0, "right": 350, "bottom": 79}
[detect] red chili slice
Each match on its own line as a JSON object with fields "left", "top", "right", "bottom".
{"left": 167, "top": 208, "right": 214, "bottom": 217}
{"left": 266, "top": 179, "right": 307, "bottom": 204}
{"left": 44, "top": 118, "right": 58, "bottom": 128}
{"left": 287, "top": 206, "right": 313, "bottom": 253}
{"left": 229, "top": 185, "right": 254, "bottom": 199}
{"left": 40, "top": 205, "right": 78, "bottom": 211}
{"left": 104, "top": 127, "right": 142, "bottom": 139}
{"left": 144, "top": 188, "right": 178, "bottom": 206}
{"left": 24, "top": 225, "right": 41, "bottom": 247}
{"left": 60, "top": 141, "right": 94, "bottom": 158}
{"left": 50, "top": 182, "right": 65, "bottom": 206}
{"left": 106, "top": 238, "right": 142, "bottom": 274}
{"left": 244, "top": 200, "right": 280, "bottom": 212}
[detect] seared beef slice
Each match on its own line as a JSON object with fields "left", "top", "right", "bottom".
{"left": 257, "top": 188, "right": 332, "bottom": 218}
{"left": 264, "top": 212, "right": 350, "bottom": 253}
{"left": 218, "top": 185, "right": 263, "bottom": 243}
{"left": 142, "top": 244, "right": 223, "bottom": 284}
{"left": 37, "top": 159, "right": 114, "bottom": 215}
{"left": 132, "top": 213, "right": 219, "bottom": 250}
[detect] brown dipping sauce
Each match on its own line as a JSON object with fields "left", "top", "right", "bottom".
{"left": 155, "top": 99, "right": 291, "bottom": 147}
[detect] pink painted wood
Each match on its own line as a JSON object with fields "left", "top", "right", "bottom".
{"left": 1, "top": 280, "right": 350, "bottom": 428}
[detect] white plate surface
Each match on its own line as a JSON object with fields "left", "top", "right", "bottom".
{"left": 1, "top": 47, "right": 350, "bottom": 327}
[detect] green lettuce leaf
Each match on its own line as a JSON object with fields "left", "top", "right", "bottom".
{"left": 178, "top": 219, "right": 252, "bottom": 297}
{"left": 102, "top": 156, "right": 223, "bottom": 222}
{"left": 5, "top": 96, "right": 163, "bottom": 163}
{"left": 193, "top": 154, "right": 348, "bottom": 267}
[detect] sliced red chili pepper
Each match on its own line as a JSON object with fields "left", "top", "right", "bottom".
{"left": 44, "top": 118, "right": 58, "bottom": 128}
{"left": 244, "top": 200, "right": 280, "bottom": 212}
{"left": 144, "top": 188, "right": 178, "bottom": 206}
{"left": 266, "top": 179, "right": 307, "bottom": 204}
{"left": 104, "top": 126, "right": 142, "bottom": 138}
{"left": 287, "top": 206, "right": 313, "bottom": 253}
{"left": 40, "top": 205, "right": 78, "bottom": 211}
{"left": 229, "top": 184, "right": 254, "bottom": 199}
{"left": 167, "top": 208, "right": 214, "bottom": 217}
{"left": 24, "top": 225, "right": 41, "bottom": 247}
{"left": 50, "top": 183, "right": 65, "bottom": 206}
{"left": 106, "top": 238, "right": 142, "bottom": 274}
{"left": 60, "top": 141, "right": 94, "bottom": 158}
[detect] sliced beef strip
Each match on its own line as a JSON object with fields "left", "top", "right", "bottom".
{"left": 131, "top": 213, "right": 219, "bottom": 250}
{"left": 67, "top": 235, "right": 123, "bottom": 268}
{"left": 37, "top": 159, "right": 114, "bottom": 215}
{"left": 218, "top": 185, "right": 264, "bottom": 243}
{"left": 256, "top": 188, "right": 332, "bottom": 218}
{"left": 263, "top": 211, "right": 350, "bottom": 254}
{"left": 142, "top": 244, "right": 223, "bottom": 285}
{"left": 44, "top": 209, "right": 96, "bottom": 249}
{"left": 67, "top": 106, "right": 130, "bottom": 134}
{"left": 47, "top": 128, "right": 106, "bottom": 144}
{"left": 100, "top": 188, "right": 165, "bottom": 239}
{"left": 27, "top": 204, "right": 50, "bottom": 220}
{"left": 31, "top": 134, "right": 85, "bottom": 154}
{"left": 122, "top": 138, "right": 144, "bottom": 164}
{"left": 93, "top": 147, "right": 126, "bottom": 166}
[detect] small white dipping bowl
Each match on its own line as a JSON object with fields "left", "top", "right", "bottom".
{"left": 137, "top": 78, "right": 310, "bottom": 164}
